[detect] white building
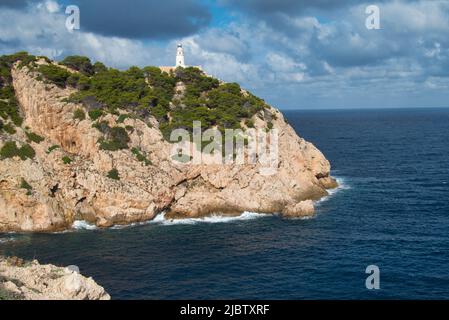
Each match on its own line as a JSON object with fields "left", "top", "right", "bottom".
{"left": 176, "top": 43, "right": 185, "bottom": 68}
{"left": 159, "top": 43, "right": 202, "bottom": 74}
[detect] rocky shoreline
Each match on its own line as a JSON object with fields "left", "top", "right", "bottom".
{"left": 0, "top": 56, "right": 337, "bottom": 233}
{"left": 0, "top": 256, "right": 110, "bottom": 300}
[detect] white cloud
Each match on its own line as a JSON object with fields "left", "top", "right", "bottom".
{"left": 44, "top": 0, "right": 60, "bottom": 13}
{"left": 0, "top": 1, "right": 167, "bottom": 68}
{"left": 1, "top": 0, "right": 449, "bottom": 108}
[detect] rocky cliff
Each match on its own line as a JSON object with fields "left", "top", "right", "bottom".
{"left": 0, "top": 54, "right": 337, "bottom": 232}
{"left": 0, "top": 256, "right": 110, "bottom": 300}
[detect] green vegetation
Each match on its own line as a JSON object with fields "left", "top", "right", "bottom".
{"left": 67, "top": 65, "right": 176, "bottom": 121}
{"left": 37, "top": 64, "right": 71, "bottom": 88}
{"left": 46, "top": 145, "right": 60, "bottom": 154}
{"left": 92, "top": 120, "right": 110, "bottom": 133}
{"left": 0, "top": 141, "right": 18, "bottom": 159}
{"left": 245, "top": 119, "right": 255, "bottom": 128}
{"left": 0, "top": 141, "right": 35, "bottom": 160}
{"left": 0, "top": 51, "right": 37, "bottom": 73}
{"left": 25, "top": 130, "right": 44, "bottom": 143}
{"left": 160, "top": 81, "right": 266, "bottom": 140}
{"left": 66, "top": 73, "right": 91, "bottom": 90}
{"left": 93, "top": 62, "right": 107, "bottom": 74}
{"left": 20, "top": 178, "right": 32, "bottom": 195}
{"left": 88, "top": 109, "right": 103, "bottom": 120}
{"left": 2, "top": 122, "right": 16, "bottom": 134}
{"left": 1, "top": 52, "right": 272, "bottom": 153}
{"left": 60, "top": 56, "right": 94, "bottom": 76}
{"left": 37, "top": 55, "right": 268, "bottom": 145}
{"left": 107, "top": 168, "right": 120, "bottom": 180}
{"left": 62, "top": 156, "right": 72, "bottom": 164}
{"left": 98, "top": 126, "right": 130, "bottom": 151}
{"left": 0, "top": 53, "right": 35, "bottom": 130}
{"left": 0, "top": 98, "right": 22, "bottom": 127}
{"left": 18, "top": 144, "right": 35, "bottom": 160}
{"left": 73, "top": 108, "right": 86, "bottom": 121}
{"left": 117, "top": 114, "right": 129, "bottom": 123}
{"left": 0, "top": 284, "right": 22, "bottom": 300}
{"left": 131, "top": 147, "right": 152, "bottom": 166}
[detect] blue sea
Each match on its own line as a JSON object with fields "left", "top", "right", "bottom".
{"left": 1, "top": 108, "right": 449, "bottom": 299}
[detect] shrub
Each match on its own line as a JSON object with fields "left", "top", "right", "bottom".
{"left": 3, "top": 122, "right": 16, "bottom": 134}
{"left": 20, "top": 178, "right": 32, "bottom": 191}
{"left": 18, "top": 144, "right": 35, "bottom": 160}
{"left": 99, "top": 126, "right": 130, "bottom": 151}
{"left": 60, "top": 56, "right": 94, "bottom": 76}
{"left": 92, "top": 120, "right": 110, "bottom": 134}
{"left": 110, "top": 126, "right": 130, "bottom": 146}
{"left": 93, "top": 62, "right": 107, "bottom": 74}
{"left": 131, "top": 147, "right": 152, "bottom": 166}
{"left": 68, "top": 65, "right": 176, "bottom": 117}
{"left": 0, "top": 141, "right": 19, "bottom": 159}
{"left": 76, "top": 76, "right": 91, "bottom": 90}
{"left": 117, "top": 114, "right": 129, "bottom": 123}
{"left": 25, "top": 131, "right": 45, "bottom": 143}
{"left": 107, "top": 168, "right": 120, "bottom": 180}
{"left": 0, "top": 141, "right": 35, "bottom": 160}
{"left": 88, "top": 109, "right": 103, "bottom": 121}
{"left": 62, "top": 156, "right": 72, "bottom": 164}
{"left": 2, "top": 52, "right": 272, "bottom": 144}
{"left": 37, "top": 64, "right": 71, "bottom": 88}
{"left": 245, "top": 119, "right": 255, "bottom": 128}
{"left": 73, "top": 108, "right": 86, "bottom": 121}
{"left": 267, "top": 122, "right": 274, "bottom": 130}
{"left": 0, "top": 92, "right": 23, "bottom": 127}
{"left": 46, "top": 145, "right": 59, "bottom": 154}
{"left": 66, "top": 73, "right": 80, "bottom": 87}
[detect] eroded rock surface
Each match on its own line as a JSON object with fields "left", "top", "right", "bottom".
{"left": 0, "top": 64, "right": 337, "bottom": 232}
{"left": 0, "top": 256, "right": 110, "bottom": 300}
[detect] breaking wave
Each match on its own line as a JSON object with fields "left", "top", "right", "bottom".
{"left": 72, "top": 220, "right": 98, "bottom": 230}
{"left": 315, "top": 176, "right": 351, "bottom": 206}
{"left": 0, "top": 237, "right": 16, "bottom": 244}
{"left": 151, "top": 211, "right": 271, "bottom": 226}
{"left": 69, "top": 179, "right": 349, "bottom": 231}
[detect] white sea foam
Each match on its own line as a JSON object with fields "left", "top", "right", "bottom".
{"left": 110, "top": 220, "right": 153, "bottom": 230}
{"left": 0, "top": 237, "right": 15, "bottom": 244}
{"left": 68, "top": 179, "right": 349, "bottom": 231}
{"left": 315, "top": 177, "right": 350, "bottom": 205}
{"left": 72, "top": 220, "right": 98, "bottom": 230}
{"left": 151, "top": 211, "right": 270, "bottom": 226}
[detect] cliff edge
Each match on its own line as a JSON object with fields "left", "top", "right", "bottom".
{"left": 0, "top": 256, "right": 110, "bottom": 300}
{"left": 0, "top": 53, "right": 337, "bottom": 232}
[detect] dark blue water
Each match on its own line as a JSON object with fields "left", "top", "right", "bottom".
{"left": 1, "top": 108, "right": 449, "bottom": 299}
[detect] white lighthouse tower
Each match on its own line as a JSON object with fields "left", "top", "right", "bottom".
{"left": 176, "top": 43, "right": 185, "bottom": 68}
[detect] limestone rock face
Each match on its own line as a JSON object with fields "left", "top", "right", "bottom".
{"left": 0, "top": 65, "right": 337, "bottom": 232}
{"left": 0, "top": 257, "right": 110, "bottom": 300}
{"left": 281, "top": 200, "right": 315, "bottom": 218}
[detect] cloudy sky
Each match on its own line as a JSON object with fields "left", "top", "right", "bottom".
{"left": 0, "top": 0, "right": 448, "bottom": 109}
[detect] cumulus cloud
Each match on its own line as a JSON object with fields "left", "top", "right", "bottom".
{"left": 0, "top": 0, "right": 448, "bottom": 108}
{"left": 0, "top": 2, "right": 167, "bottom": 68}
{"left": 0, "top": 0, "right": 30, "bottom": 8}
{"left": 69, "top": 0, "right": 211, "bottom": 40}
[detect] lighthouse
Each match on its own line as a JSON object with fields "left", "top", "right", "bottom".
{"left": 159, "top": 44, "right": 203, "bottom": 73}
{"left": 176, "top": 43, "right": 185, "bottom": 68}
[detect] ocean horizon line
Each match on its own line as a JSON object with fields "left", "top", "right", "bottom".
{"left": 279, "top": 106, "right": 449, "bottom": 112}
